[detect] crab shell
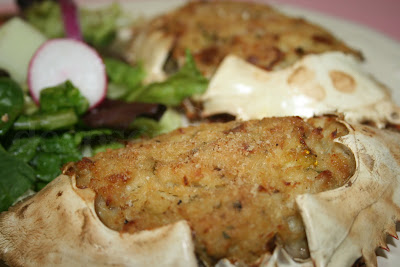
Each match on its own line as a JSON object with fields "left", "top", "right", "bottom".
{"left": 1, "top": 121, "right": 400, "bottom": 266}
{"left": 200, "top": 52, "right": 400, "bottom": 128}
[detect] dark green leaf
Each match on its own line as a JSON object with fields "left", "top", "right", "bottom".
{"left": 0, "top": 77, "right": 25, "bottom": 135}
{"left": 39, "top": 132, "right": 79, "bottom": 154}
{"left": 73, "top": 129, "right": 114, "bottom": 146}
{"left": 8, "top": 136, "right": 41, "bottom": 163}
{"left": 40, "top": 80, "right": 89, "bottom": 115}
{"left": 31, "top": 152, "right": 63, "bottom": 182}
{"left": 0, "top": 149, "right": 35, "bottom": 212}
{"left": 35, "top": 181, "right": 49, "bottom": 191}
{"left": 30, "top": 133, "right": 82, "bottom": 182}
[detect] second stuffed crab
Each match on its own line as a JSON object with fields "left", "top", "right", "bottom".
{"left": 1, "top": 116, "right": 400, "bottom": 267}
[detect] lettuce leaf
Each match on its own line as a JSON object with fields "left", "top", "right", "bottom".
{"left": 23, "top": 0, "right": 124, "bottom": 48}
{"left": 127, "top": 51, "right": 208, "bottom": 106}
{"left": 130, "top": 108, "right": 182, "bottom": 137}
{"left": 104, "top": 58, "right": 145, "bottom": 100}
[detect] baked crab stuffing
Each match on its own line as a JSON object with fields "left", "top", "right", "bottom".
{"left": 127, "top": 0, "right": 362, "bottom": 82}
{"left": 65, "top": 116, "right": 355, "bottom": 265}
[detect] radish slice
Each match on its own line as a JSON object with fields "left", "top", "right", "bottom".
{"left": 28, "top": 38, "right": 107, "bottom": 109}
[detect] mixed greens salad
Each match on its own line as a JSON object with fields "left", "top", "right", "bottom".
{"left": 0, "top": 0, "right": 208, "bottom": 212}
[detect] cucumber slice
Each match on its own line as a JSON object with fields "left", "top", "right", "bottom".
{"left": 0, "top": 17, "right": 47, "bottom": 85}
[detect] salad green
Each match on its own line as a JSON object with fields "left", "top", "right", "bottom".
{"left": 105, "top": 58, "right": 146, "bottom": 100}
{"left": 40, "top": 80, "right": 89, "bottom": 115}
{"left": 14, "top": 80, "right": 88, "bottom": 131}
{"left": 0, "top": 77, "right": 25, "bottom": 135}
{"left": 0, "top": 0, "right": 209, "bottom": 212}
{"left": 0, "top": 146, "right": 36, "bottom": 212}
{"left": 0, "top": 17, "right": 46, "bottom": 85}
{"left": 128, "top": 50, "right": 209, "bottom": 106}
{"left": 13, "top": 109, "right": 78, "bottom": 131}
{"left": 23, "top": 0, "right": 124, "bottom": 48}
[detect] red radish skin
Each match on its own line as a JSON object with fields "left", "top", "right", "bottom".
{"left": 28, "top": 38, "right": 107, "bottom": 109}
{"left": 59, "top": 0, "right": 83, "bottom": 41}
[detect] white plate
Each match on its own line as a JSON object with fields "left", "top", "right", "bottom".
{"left": 3, "top": 0, "right": 400, "bottom": 266}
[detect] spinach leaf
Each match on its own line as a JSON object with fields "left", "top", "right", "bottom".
{"left": 40, "top": 80, "right": 89, "bottom": 115}
{"left": 0, "top": 77, "right": 24, "bottom": 135}
{"left": 127, "top": 51, "right": 208, "bottom": 106}
{"left": 30, "top": 132, "right": 81, "bottom": 182}
{"left": 0, "top": 149, "right": 35, "bottom": 212}
{"left": 32, "top": 152, "right": 65, "bottom": 182}
{"left": 38, "top": 132, "right": 81, "bottom": 154}
{"left": 8, "top": 136, "right": 41, "bottom": 163}
{"left": 28, "top": 130, "right": 116, "bottom": 183}
{"left": 5, "top": 129, "right": 116, "bottom": 186}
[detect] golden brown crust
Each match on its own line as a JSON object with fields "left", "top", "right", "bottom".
{"left": 130, "top": 1, "right": 362, "bottom": 77}
{"left": 69, "top": 116, "right": 355, "bottom": 264}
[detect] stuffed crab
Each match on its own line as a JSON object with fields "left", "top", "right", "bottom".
{"left": 2, "top": 1, "right": 400, "bottom": 265}
{"left": 1, "top": 117, "right": 400, "bottom": 267}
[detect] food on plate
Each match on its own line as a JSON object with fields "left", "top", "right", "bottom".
{"left": 127, "top": 0, "right": 400, "bottom": 130}
{"left": 0, "top": 1, "right": 207, "bottom": 212}
{"left": 127, "top": 0, "right": 362, "bottom": 81}
{"left": 1, "top": 0, "right": 400, "bottom": 266}
{"left": 201, "top": 52, "right": 400, "bottom": 128}
{"left": 0, "top": 17, "right": 46, "bottom": 85}
{"left": 67, "top": 116, "right": 354, "bottom": 264}
{"left": 1, "top": 116, "right": 400, "bottom": 266}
